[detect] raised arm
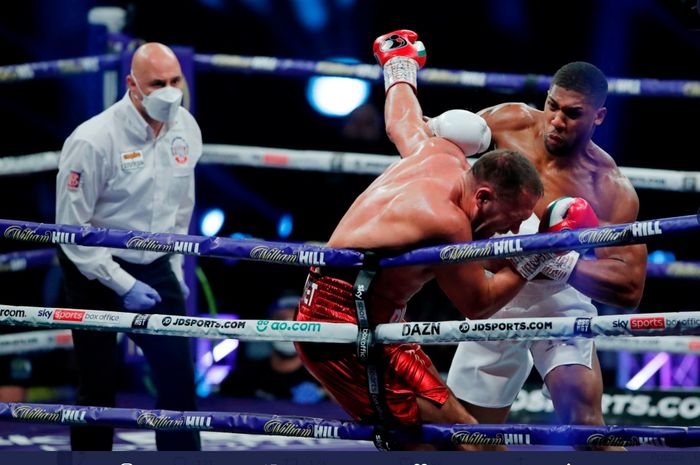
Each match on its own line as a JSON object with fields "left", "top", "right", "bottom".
{"left": 374, "top": 30, "right": 433, "bottom": 157}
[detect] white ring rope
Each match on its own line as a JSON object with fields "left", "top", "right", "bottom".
{"left": 0, "top": 329, "right": 72, "bottom": 356}
{"left": 1, "top": 303, "right": 698, "bottom": 345}
{"left": 1, "top": 145, "right": 699, "bottom": 192}
{"left": 595, "top": 335, "right": 700, "bottom": 354}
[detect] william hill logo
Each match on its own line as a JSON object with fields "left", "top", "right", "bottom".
{"left": 249, "top": 246, "right": 327, "bottom": 266}
{"left": 3, "top": 226, "right": 52, "bottom": 243}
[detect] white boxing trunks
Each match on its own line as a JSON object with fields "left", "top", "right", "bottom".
{"left": 445, "top": 213, "right": 597, "bottom": 407}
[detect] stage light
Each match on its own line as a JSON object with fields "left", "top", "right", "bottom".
{"left": 626, "top": 352, "right": 670, "bottom": 390}
{"left": 277, "top": 213, "right": 293, "bottom": 239}
{"left": 307, "top": 64, "right": 370, "bottom": 117}
{"left": 199, "top": 208, "right": 225, "bottom": 237}
{"left": 648, "top": 250, "right": 676, "bottom": 264}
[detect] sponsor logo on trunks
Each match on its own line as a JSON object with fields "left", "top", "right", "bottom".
{"left": 401, "top": 322, "right": 440, "bottom": 336}
{"left": 0, "top": 308, "right": 26, "bottom": 318}
{"left": 184, "top": 415, "right": 213, "bottom": 430}
{"left": 263, "top": 420, "right": 313, "bottom": 438}
{"left": 470, "top": 321, "right": 553, "bottom": 332}
{"left": 255, "top": 320, "right": 320, "bottom": 333}
{"left": 53, "top": 309, "right": 85, "bottom": 322}
{"left": 451, "top": 432, "right": 531, "bottom": 445}
{"left": 3, "top": 226, "right": 52, "bottom": 244}
{"left": 38, "top": 309, "right": 53, "bottom": 319}
{"left": 574, "top": 317, "right": 591, "bottom": 335}
{"left": 586, "top": 434, "right": 665, "bottom": 447}
{"left": 136, "top": 412, "right": 184, "bottom": 429}
{"left": 578, "top": 227, "right": 632, "bottom": 246}
{"left": 167, "top": 317, "right": 246, "bottom": 329}
{"left": 459, "top": 321, "right": 470, "bottom": 333}
{"left": 132, "top": 314, "right": 151, "bottom": 329}
{"left": 249, "top": 246, "right": 327, "bottom": 266}
{"left": 302, "top": 279, "right": 318, "bottom": 306}
{"left": 630, "top": 317, "right": 665, "bottom": 330}
{"left": 60, "top": 408, "right": 87, "bottom": 424}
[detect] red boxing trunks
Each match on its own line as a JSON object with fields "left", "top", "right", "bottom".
{"left": 295, "top": 268, "right": 449, "bottom": 425}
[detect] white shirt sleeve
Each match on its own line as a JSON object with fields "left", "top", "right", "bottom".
{"left": 56, "top": 137, "right": 136, "bottom": 296}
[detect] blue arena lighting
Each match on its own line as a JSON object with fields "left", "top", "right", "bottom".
{"left": 277, "top": 213, "right": 293, "bottom": 239}
{"left": 199, "top": 208, "right": 225, "bottom": 237}
{"left": 306, "top": 62, "right": 370, "bottom": 117}
{"left": 648, "top": 250, "right": 676, "bottom": 264}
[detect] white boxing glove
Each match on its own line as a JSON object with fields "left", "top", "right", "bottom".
{"left": 427, "top": 109, "right": 492, "bottom": 155}
{"left": 539, "top": 250, "right": 580, "bottom": 282}
{"left": 509, "top": 253, "right": 555, "bottom": 280}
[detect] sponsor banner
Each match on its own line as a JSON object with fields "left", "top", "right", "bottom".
{"left": 510, "top": 385, "right": 700, "bottom": 426}
{"left": 595, "top": 312, "right": 700, "bottom": 337}
{"left": 0, "top": 304, "right": 357, "bottom": 343}
{"left": 376, "top": 318, "right": 567, "bottom": 344}
{"left": 148, "top": 315, "right": 357, "bottom": 343}
{"left": 0, "top": 219, "right": 364, "bottom": 267}
{"left": 376, "top": 312, "right": 700, "bottom": 344}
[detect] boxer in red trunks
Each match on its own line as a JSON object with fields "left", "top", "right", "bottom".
{"left": 295, "top": 30, "right": 549, "bottom": 451}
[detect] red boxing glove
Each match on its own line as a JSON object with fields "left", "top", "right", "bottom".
{"left": 373, "top": 29, "right": 426, "bottom": 93}
{"left": 538, "top": 197, "right": 598, "bottom": 282}
{"left": 540, "top": 196, "right": 599, "bottom": 233}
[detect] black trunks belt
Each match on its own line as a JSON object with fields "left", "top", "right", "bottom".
{"left": 315, "top": 256, "right": 398, "bottom": 450}
{"left": 352, "top": 252, "right": 397, "bottom": 451}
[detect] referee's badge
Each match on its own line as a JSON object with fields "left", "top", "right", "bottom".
{"left": 171, "top": 137, "right": 189, "bottom": 165}
{"left": 120, "top": 150, "right": 144, "bottom": 172}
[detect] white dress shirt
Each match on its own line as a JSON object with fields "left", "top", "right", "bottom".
{"left": 56, "top": 92, "right": 202, "bottom": 295}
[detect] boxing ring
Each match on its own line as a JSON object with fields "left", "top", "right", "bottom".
{"left": 1, "top": 46, "right": 700, "bottom": 452}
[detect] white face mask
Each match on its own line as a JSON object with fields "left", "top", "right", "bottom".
{"left": 131, "top": 73, "right": 183, "bottom": 122}
{"left": 272, "top": 340, "right": 297, "bottom": 357}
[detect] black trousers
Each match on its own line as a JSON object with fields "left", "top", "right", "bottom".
{"left": 58, "top": 249, "right": 200, "bottom": 451}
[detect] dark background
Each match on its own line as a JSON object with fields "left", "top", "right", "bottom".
{"left": 0, "top": 0, "right": 698, "bottom": 377}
